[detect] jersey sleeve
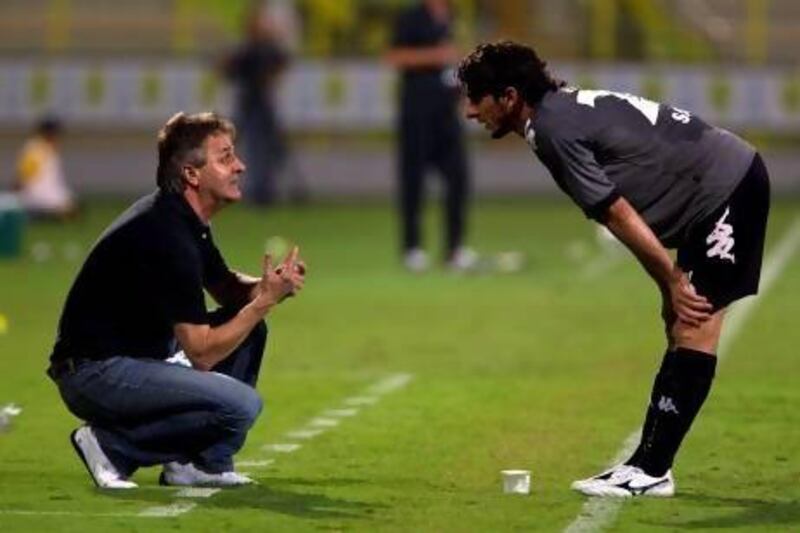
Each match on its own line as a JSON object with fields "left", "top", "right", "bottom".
{"left": 535, "top": 125, "right": 620, "bottom": 220}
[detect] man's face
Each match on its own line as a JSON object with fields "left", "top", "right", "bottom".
{"left": 463, "top": 92, "right": 515, "bottom": 139}
{"left": 193, "top": 133, "right": 245, "bottom": 204}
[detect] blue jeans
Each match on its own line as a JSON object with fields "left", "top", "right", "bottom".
{"left": 54, "top": 320, "right": 267, "bottom": 475}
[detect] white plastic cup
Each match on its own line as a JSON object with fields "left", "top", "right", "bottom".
{"left": 501, "top": 469, "right": 531, "bottom": 494}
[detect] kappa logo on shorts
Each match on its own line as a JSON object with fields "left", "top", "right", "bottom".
{"left": 706, "top": 207, "right": 736, "bottom": 263}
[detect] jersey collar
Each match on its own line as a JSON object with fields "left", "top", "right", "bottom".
{"left": 523, "top": 117, "right": 537, "bottom": 151}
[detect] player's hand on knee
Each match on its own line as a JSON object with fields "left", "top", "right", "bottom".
{"left": 668, "top": 265, "right": 712, "bottom": 327}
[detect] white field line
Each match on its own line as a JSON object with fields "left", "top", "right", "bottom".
{"left": 308, "top": 417, "right": 340, "bottom": 428}
{"left": 285, "top": 429, "right": 325, "bottom": 440}
{"left": 237, "top": 459, "right": 275, "bottom": 468}
{"left": 174, "top": 488, "right": 220, "bottom": 498}
{"left": 343, "top": 396, "right": 379, "bottom": 406}
{"left": 563, "top": 217, "right": 800, "bottom": 533}
{"left": 138, "top": 502, "right": 197, "bottom": 517}
{"left": 323, "top": 408, "right": 360, "bottom": 417}
{"left": 141, "top": 372, "right": 414, "bottom": 520}
{"left": 261, "top": 443, "right": 302, "bottom": 453}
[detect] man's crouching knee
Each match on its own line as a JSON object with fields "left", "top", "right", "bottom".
{"left": 216, "top": 383, "right": 263, "bottom": 434}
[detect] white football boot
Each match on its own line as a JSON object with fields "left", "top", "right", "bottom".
{"left": 70, "top": 426, "right": 138, "bottom": 489}
{"left": 572, "top": 465, "right": 675, "bottom": 498}
{"left": 571, "top": 463, "right": 633, "bottom": 493}
{"left": 160, "top": 462, "right": 255, "bottom": 487}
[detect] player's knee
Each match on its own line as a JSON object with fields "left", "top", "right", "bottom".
{"left": 671, "top": 320, "right": 722, "bottom": 353}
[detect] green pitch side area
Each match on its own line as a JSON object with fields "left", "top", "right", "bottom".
{"left": 1, "top": 198, "right": 798, "bottom": 532}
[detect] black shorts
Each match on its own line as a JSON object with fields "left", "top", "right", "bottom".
{"left": 677, "top": 153, "right": 771, "bottom": 311}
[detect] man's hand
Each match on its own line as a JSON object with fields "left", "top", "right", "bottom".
{"left": 253, "top": 246, "right": 305, "bottom": 310}
{"left": 667, "top": 264, "right": 713, "bottom": 327}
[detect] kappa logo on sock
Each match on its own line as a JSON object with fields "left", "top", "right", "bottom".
{"left": 706, "top": 207, "right": 736, "bottom": 263}
{"left": 657, "top": 395, "right": 680, "bottom": 414}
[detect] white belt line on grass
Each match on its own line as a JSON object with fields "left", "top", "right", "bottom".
{"left": 136, "top": 372, "right": 413, "bottom": 519}
{"left": 563, "top": 217, "right": 800, "bottom": 533}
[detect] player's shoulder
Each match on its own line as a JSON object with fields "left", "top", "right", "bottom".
{"left": 531, "top": 88, "right": 587, "bottom": 139}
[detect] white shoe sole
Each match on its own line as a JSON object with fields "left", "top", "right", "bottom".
{"left": 71, "top": 427, "right": 137, "bottom": 490}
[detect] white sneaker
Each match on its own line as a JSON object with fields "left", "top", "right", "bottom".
{"left": 403, "top": 248, "right": 430, "bottom": 273}
{"left": 572, "top": 465, "right": 675, "bottom": 498}
{"left": 70, "top": 426, "right": 138, "bottom": 489}
{"left": 160, "top": 462, "right": 255, "bottom": 487}
{"left": 447, "top": 247, "right": 479, "bottom": 272}
{"left": 570, "top": 463, "right": 632, "bottom": 493}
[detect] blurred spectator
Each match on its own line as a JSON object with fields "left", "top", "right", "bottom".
{"left": 222, "top": 3, "right": 306, "bottom": 206}
{"left": 14, "top": 116, "right": 78, "bottom": 220}
{"left": 387, "top": 0, "right": 475, "bottom": 272}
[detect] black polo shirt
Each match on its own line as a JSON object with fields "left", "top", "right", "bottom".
{"left": 50, "top": 191, "right": 233, "bottom": 363}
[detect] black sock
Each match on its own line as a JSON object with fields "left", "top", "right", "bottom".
{"left": 635, "top": 348, "right": 717, "bottom": 477}
{"left": 625, "top": 349, "right": 676, "bottom": 467}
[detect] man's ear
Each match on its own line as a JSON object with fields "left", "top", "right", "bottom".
{"left": 182, "top": 165, "right": 200, "bottom": 188}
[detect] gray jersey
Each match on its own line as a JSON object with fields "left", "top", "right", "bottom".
{"left": 526, "top": 88, "right": 756, "bottom": 247}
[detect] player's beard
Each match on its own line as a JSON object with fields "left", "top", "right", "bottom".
{"left": 490, "top": 98, "right": 523, "bottom": 139}
{"left": 490, "top": 120, "right": 514, "bottom": 139}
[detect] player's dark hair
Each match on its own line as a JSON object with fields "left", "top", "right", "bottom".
{"left": 457, "top": 41, "right": 565, "bottom": 106}
{"left": 156, "top": 111, "right": 236, "bottom": 194}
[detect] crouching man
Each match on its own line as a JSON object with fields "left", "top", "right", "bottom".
{"left": 47, "top": 112, "right": 305, "bottom": 488}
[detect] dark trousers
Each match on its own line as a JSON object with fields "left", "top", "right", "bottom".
{"left": 238, "top": 103, "right": 287, "bottom": 206}
{"left": 53, "top": 312, "right": 267, "bottom": 475}
{"left": 397, "top": 104, "right": 469, "bottom": 257}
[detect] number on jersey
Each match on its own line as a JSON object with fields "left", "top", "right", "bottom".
{"left": 576, "top": 90, "right": 665, "bottom": 125}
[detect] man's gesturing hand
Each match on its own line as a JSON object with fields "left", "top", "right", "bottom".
{"left": 253, "top": 246, "right": 305, "bottom": 310}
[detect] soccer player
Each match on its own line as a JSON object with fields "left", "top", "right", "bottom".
{"left": 457, "top": 42, "right": 770, "bottom": 497}
{"left": 47, "top": 112, "right": 305, "bottom": 488}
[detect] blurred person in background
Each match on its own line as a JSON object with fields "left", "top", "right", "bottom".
{"left": 47, "top": 112, "right": 306, "bottom": 489}
{"left": 14, "top": 116, "right": 78, "bottom": 220}
{"left": 222, "top": 2, "right": 306, "bottom": 206}
{"left": 459, "top": 41, "right": 769, "bottom": 498}
{"left": 387, "top": 0, "right": 475, "bottom": 273}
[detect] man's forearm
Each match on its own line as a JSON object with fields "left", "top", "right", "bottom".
{"left": 180, "top": 300, "right": 271, "bottom": 371}
{"left": 603, "top": 196, "right": 674, "bottom": 289}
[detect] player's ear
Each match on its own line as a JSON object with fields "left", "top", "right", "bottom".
{"left": 502, "top": 87, "right": 520, "bottom": 110}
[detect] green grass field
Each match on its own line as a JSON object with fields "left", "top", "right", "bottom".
{"left": 1, "top": 198, "right": 799, "bottom": 532}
